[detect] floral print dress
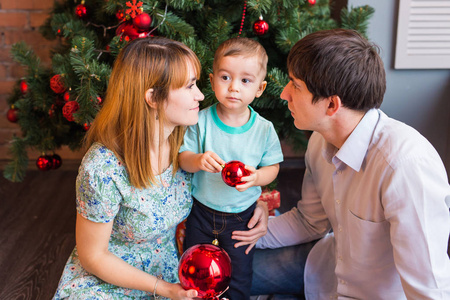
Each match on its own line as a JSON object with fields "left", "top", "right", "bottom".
{"left": 53, "top": 143, "right": 192, "bottom": 299}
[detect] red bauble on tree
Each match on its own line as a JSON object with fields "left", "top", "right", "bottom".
{"left": 52, "top": 154, "right": 62, "bottom": 169}
{"left": 116, "top": 21, "right": 149, "bottom": 41}
{"left": 133, "top": 12, "right": 152, "bottom": 30}
{"left": 63, "top": 91, "right": 70, "bottom": 102}
{"left": 308, "top": 0, "right": 317, "bottom": 5}
{"left": 62, "top": 100, "right": 79, "bottom": 122}
{"left": 7, "top": 106, "right": 19, "bottom": 123}
{"left": 20, "top": 80, "right": 28, "bottom": 94}
{"left": 75, "top": 3, "right": 88, "bottom": 19}
{"left": 253, "top": 16, "right": 269, "bottom": 36}
{"left": 36, "top": 155, "right": 53, "bottom": 171}
{"left": 178, "top": 244, "right": 232, "bottom": 299}
{"left": 221, "top": 160, "right": 250, "bottom": 187}
{"left": 50, "top": 74, "right": 66, "bottom": 94}
{"left": 116, "top": 9, "right": 126, "bottom": 21}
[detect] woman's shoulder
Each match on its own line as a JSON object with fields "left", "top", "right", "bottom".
{"left": 79, "top": 143, "right": 124, "bottom": 176}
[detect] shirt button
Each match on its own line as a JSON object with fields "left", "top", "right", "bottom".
{"left": 338, "top": 255, "right": 343, "bottom": 261}
{"left": 339, "top": 226, "right": 343, "bottom": 232}
{"left": 336, "top": 199, "right": 341, "bottom": 204}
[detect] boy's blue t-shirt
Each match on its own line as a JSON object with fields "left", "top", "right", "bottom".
{"left": 180, "top": 103, "right": 283, "bottom": 213}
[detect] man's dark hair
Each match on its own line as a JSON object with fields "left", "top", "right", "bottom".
{"left": 287, "top": 29, "right": 386, "bottom": 111}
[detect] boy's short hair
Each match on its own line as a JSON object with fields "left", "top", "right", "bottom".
{"left": 287, "top": 29, "right": 386, "bottom": 111}
{"left": 213, "top": 37, "right": 268, "bottom": 79}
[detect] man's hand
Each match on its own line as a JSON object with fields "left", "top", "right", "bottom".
{"left": 231, "top": 201, "right": 269, "bottom": 254}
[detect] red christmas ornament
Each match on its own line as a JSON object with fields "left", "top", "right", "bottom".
{"left": 50, "top": 74, "right": 66, "bottom": 94}
{"left": 179, "top": 244, "right": 232, "bottom": 299}
{"left": 75, "top": 4, "right": 88, "bottom": 19}
{"left": 7, "top": 107, "right": 19, "bottom": 123}
{"left": 83, "top": 123, "right": 90, "bottom": 131}
{"left": 20, "top": 80, "right": 28, "bottom": 94}
{"left": 36, "top": 155, "right": 53, "bottom": 171}
{"left": 116, "top": 21, "right": 148, "bottom": 40}
{"left": 253, "top": 16, "right": 269, "bottom": 36}
{"left": 308, "top": 0, "right": 316, "bottom": 5}
{"left": 133, "top": 12, "right": 152, "bottom": 30}
{"left": 63, "top": 91, "right": 70, "bottom": 102}
{"left": 116, "top": 9, "right": 125, "bottom": 21}
{"left": 221, "top": 160, "right": 250, "bottom": 187}
{"left": 62, "top": 101, "right": 79, "bottom": 122}
{"left": 52, "top": 154, "right": 62, "bottom": 169}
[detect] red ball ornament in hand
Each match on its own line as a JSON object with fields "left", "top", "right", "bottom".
{"left": 75, "top": 4, "right": 88, "bottom": 19}
{"left": 62, "top": 100, "right": 79, "bottom": 122}
{"left": 50, "top": 74, "right": 66, "bottom": 94}
{"left": 133, "top": 12, "right": 152, "bottom": 30}
{"left": 179, "top": 244, "right": 232, "bottom": 299}
{"left": 36, "top": 155, "right": 53, "bottom": 171}
{"left": 253, "top": 16, "right": 269, "bottom": 36}
{"left": 7, "top": 107, "right": 19, "bottom": 123}
{"left": 221, "top": 160, "right": 250, "bottom": 187}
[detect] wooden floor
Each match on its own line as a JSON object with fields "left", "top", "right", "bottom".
{"left": 0, "top": 159, "right": 448, "bottom": 300}
{"left": 0, "top": 169, "right": 77, "bottom": 300}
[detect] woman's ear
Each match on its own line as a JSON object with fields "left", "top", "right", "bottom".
{"left": 326, "top": 95, "right": 341, "bottom": 116}
{"left": 144, "top": 88, "right": 156, "bottom": 108}
{"left": 255, "top": 80, "right": 267, "bottom": 98}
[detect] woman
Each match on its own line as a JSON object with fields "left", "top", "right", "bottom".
{"left": 53, "top": 37, "right": 204, "bottom": 299}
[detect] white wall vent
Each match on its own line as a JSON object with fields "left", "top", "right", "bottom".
{"left": 395, "top": 0, "right": 450, "bottom": 69}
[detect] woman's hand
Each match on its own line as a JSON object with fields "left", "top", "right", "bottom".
{"left": 164, "top": 282, "right": 198, "bottom": 300}
{"left": 231, "top": 200, "right": 269, "bottom": 254}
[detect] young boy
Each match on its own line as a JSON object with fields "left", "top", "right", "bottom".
{"left": 179, "top": 37, "right": 283, "bottom": 300}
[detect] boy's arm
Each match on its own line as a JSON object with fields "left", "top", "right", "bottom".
{"left": 179, "top": 150, "right": 225, "bottom": 173}
{"left": 236, "top": 163, "right": 280, "bottom": 192}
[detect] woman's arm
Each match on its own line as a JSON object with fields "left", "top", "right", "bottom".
{"left": 75, "top": 213, "right": 197, "bottom": 299}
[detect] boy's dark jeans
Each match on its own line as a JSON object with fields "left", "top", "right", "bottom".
{"left": 183, "top": 198, "right": 257, "bottom": 300}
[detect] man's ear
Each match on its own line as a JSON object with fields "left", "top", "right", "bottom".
{"left": 255, "top": 80, "right": 267, "bottom": 98}
{"left": 209, "top": 73, "right": 215, "bottom": 92}
{"left": 326, "top": 95, "right": 341, "bottom": 117}
{"left": 144, "top": 88, "right": 156, "bottom": 108}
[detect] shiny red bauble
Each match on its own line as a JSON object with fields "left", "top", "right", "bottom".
{"left": 52, "top": 154, "right": 62, "bottom": 169}
{"left": 20, "top": 80, "right": 28, "bottom": 94}
{"left": 221, "top": 160, "right": 250, "bottom": 187}
{"left": 253, "top": 17, "right": 269, "bottom": 36}
{"left": 308, "top": 0, "right": 317, "bottom": 5}
{"left": 75, "top": 4, "right": 88, "bottom": 19}
{"left": 179, "top": 244, "right": 232, "bottom": 299}
{"left": 116, "top": 21, "right": 148, "bottom": 41}
{"left": 36, "top": 155, "right": 53, "bottom": 171}
{"left": 133, "top": 12, "right": 152, "bottom": 30}
{"left": 7, "top": 107, "right": 19, "bottom": 123}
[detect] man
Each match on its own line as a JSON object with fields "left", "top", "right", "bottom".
{"left": 251, "top": 29, "right": 450, "bottom": 299}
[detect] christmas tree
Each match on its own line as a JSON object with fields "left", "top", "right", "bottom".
{"left": 4, "top": 0, "right": 374, "bottom": 182}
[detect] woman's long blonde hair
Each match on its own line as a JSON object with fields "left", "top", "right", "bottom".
{"left": 84, "top": 37, "right": 201, "bottom": 189}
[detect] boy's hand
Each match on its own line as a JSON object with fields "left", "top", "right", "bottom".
{"left": 197, "top": 151, "right": 225, "bottom": 173}
{"left": 235, "top": 165, "right": 257, "bottom": 192}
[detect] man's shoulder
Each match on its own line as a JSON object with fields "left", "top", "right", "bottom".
{"left": 371, "top": 112, "right": 437, "bottom": 166}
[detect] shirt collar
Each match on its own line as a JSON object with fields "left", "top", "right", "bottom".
{"left": 334, "top": 108, "right": 380, "bottom": 172}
